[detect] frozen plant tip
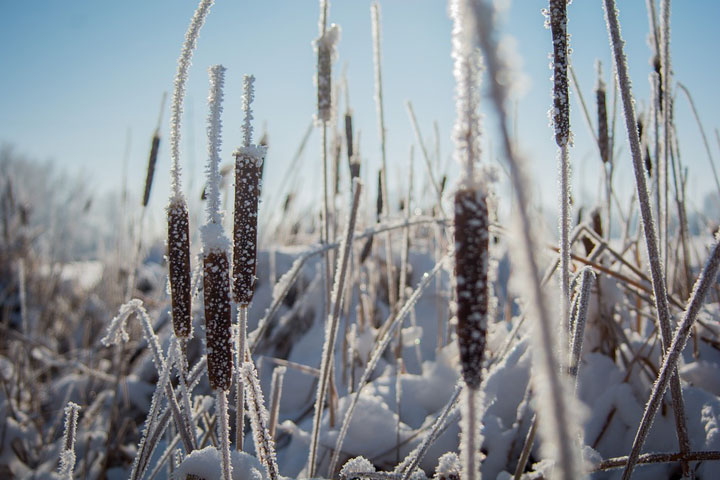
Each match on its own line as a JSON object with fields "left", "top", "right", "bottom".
{"left": 58, "top": 402, "right": 80, "bottom": 480}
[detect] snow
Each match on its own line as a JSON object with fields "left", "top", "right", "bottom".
{"left": 178, "top": 446, "right": 267, "bottom": 480}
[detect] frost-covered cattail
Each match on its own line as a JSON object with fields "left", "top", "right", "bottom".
{"left": 167, "top": 0, "right": 214, "bottom": 339}
{"left": 548, "top": 0, "right": 570, "bottom": 148}
{"left": 233, "top": 75, "right": 266, "bottom": 306}
{"left": 454, "top": 188, "right": 489, "bottom": 389}
{"left": 450, "top": 3, "right": 486, "bottom": 480}
{"left": 142, "top": 93, "right": 167, "bottom": 207}
{"left": 314, "top": 0, "right": 340, "bottom": 123}
{"left": 202, "top": 65, "right": 233, "bottom": 393}
{"left": 143, "top": 132, "right": 160, "bottom": 207}
{"left": 168, "top": 201, "right": 192, "bottom": 338}
{"left": 596, "top": 61, "right": 610, "bottom": 164}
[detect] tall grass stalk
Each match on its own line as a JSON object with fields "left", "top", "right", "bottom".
{"left": 308, "top": 179, "right": 362, "bottom": 478}
{"left": 621, "top": 234, "right": 720, "bottom": 479}
{"left": 601, "top": 1, "right": 692, "bottom": 472}
{"left": 660, "top": 0, "right": 671, "bottom": 278}
{"left": 268, "top": 365, "right": 286, "bottom": 440}
{"left": 470, "top": 1, "right": 583, "bottom": 477}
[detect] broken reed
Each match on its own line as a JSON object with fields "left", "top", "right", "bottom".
{"left": 167, "top": 199, "right": 192, "bottom": 338}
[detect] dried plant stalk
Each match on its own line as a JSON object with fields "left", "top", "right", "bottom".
{"left": 168, "top": 200, "right": 192, "bottom": 339}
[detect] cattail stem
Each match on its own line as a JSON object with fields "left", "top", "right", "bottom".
{"left": 602, "top": 1, "right": 692, "bottom": 474}
{"left": 170, "top": 0, "right": 214, "bottom": 198}
{"left": 217, "top": 390, "right": 233, "bottom": 480}
{"left": 236, "top": 306, "right": 247, "bottom": 450}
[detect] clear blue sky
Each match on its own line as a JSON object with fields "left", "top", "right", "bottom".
{"left": 2, "top": 1, "right": 719, "bottom": 233}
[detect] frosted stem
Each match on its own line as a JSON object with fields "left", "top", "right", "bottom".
{"left": 217, "top": 390, "right": 233, "bottom": 480}
{"left": 308, "top": 180, "right": 363, "bottom": 478}
{"left": 170, "top": 0, "right": 214, "bottom": 199}
{"left": 621, "top": 235, "right": 720, "bottom": 479}
{"left": 602, "top": 0, "right": 691, "bottom": 473}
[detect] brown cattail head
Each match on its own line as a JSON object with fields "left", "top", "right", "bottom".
{"left": 596, "top": 62, "right": 610, "bottom": 164}
{"left": 204, "top": 248, "right": 233, "bottom": 391}
{"left": 454, "top": 187, "right": 489, "bottom": 390}
{"left": 232, "top": 147, "right": 266, "bottom": 305}
{"left": 548, "top": 0, "right": 569, "bottom": 147}
{"left": 315, "top": 13, "right": 340, "bottom": 123}
{"left": 345, "top": 113, "right": 354, "bottom": 161}
{"left": 142, "top": 132, "right": 160, "bottom": 207}
{"left": 376, "top": 169, "right": 383, "bottom": 223}
{"left": 167, "top": 198, "right": 192, "bottom": 338}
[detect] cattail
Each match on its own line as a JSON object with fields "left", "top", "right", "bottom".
{"left": 202, "top": 65, "right": 233, "bottom": 393}
{"left": 596, "top": 61, "right": 610, "bottom": 164}
{"left": 143, "top": 133, "right": 160, "bottom": 207}
{"left": 233, "top": 75, "right": 266, "bottom": 306}
{"left": 167, "top": 0, "right": 214, "bottom": 339}
{"left": 548, "top": 0, "right": 569, "bottom": 148}
{"left": 345, "top": 112, "right": 354, "bottom": 163}
{"left": 168, "top": 200, "right": 192, "bottom": 338}
{"left": 454, "top": 188, "right": 489, "bottom": 389}
{"left": 142, "top": 93, "right": 167, "bottom": 207}
{"left": 315, "top": 0, "right": 340, "bottom": 123}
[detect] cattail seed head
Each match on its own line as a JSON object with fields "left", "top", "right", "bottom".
{"left": 596, "top": 61, "right": 610, "bottom": 164}
{"left": 167, "top": 198, "right": 192, "bottom": 338}
{"left": 232, "top": 148, "right": 265, "bottom": 305}
{"left": 547, "top": 0, "right": 570, "bottom": 147}
{"left": 314, "top": 3, "right": 340, "bottom": 124}
{"left": 142, "top": 133, "right": 160, "bottom": 207}
{"left": 233, "top": 73, "right": 266, "bottom": 306}
{"left": 204, "top": 249, "right": 233, "bottom": 391}
{"left": 453, "top": 186, "right": 489, "bottom": 390}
